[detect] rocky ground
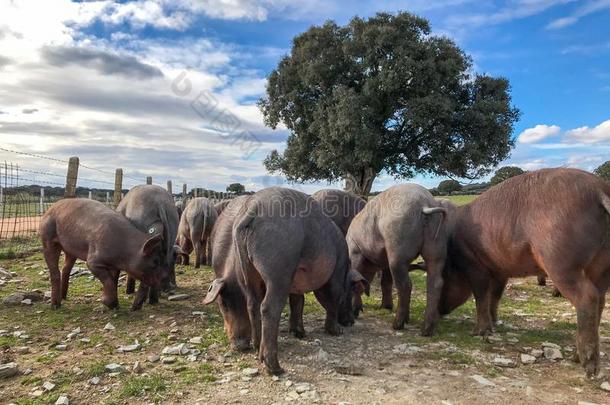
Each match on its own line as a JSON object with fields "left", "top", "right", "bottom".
{"left": 0, "top": 252, "right": 609, "bottom": 405}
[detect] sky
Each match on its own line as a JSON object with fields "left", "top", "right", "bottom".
{"left": 0, "top": 0, "right": 609, "bottom": 193}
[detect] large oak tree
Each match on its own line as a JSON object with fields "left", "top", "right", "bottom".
{"left": 259, "top": 12, "right": 520, "bottom": 196}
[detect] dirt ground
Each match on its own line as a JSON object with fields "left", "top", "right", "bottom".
{"left": 0, "top": 252, "right": 609, "bottom": 405}
{"left": 0, "top": 216, "right": 41, "bottom": 240}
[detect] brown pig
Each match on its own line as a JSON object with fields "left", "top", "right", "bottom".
{"left": 39, "top": 198, "right": 164, "bottom": 309}
{"left": 438, "top": 168, "right": 610, "bottom": 377}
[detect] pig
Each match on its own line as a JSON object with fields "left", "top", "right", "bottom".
{"left": 309, "top": 189, "right": 392, "bottom": 325}
{"left": 346, "top": 184, "right": 454, "bottom": 335}
{"left": 203, "top": 187, "right": 365, "bottom": 375}
{"left": 117, "top": 185, "right": 180, "bottom": 310}
{"left": 39, "top": 198, "right": 164, "bottom": 309}
{"left": 175, "top": 200, "right": 184, "bottom": 219}
{"left": 214, "top": 199, "right": 232, "bottom": 215}
{"left": 438, "top": 168, "right": 610, "bottom": 377}
{"left": 176, "top": 197, "right": 217, "bottom": 268}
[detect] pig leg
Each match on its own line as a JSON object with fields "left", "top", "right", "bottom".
{"left": 206, "top": 238, "right": 213, "bottom": 266}
{"left": 259, "top": 281, "right": 291, "bottom": 375}
{"left": 489, "top": 278, "right": 507, "bottom": 325}
{"left": 131, "top": 283, "right": 150, "bottom": 311}
{"left": 43, "top": 242, "right": 62, "bottom": 309}
{"left": 469, "top": 269, "right": 494, "bottom": 335}
{"left": 245, "top": 283, "right": 264, "bottom": 351}
{"left": 193, "top": 239, "right": 202, "bottom": 269}
{"left": 420, "top": 248, "right": 447, "bottom": 336}
{"left": 313, "top": 283, "right": 343, "bottom": 335}
{"left": 125, "top": 275, "right": 136, "bottom": 294}
{"left": 148, "top": 285, "right": 160, "bottom": 305}
{"left": 389, "top": 259, "right": 413, "bottom": 330}
{"left": 60, "top": 254, "right": 77, "bottom": 300}
{"left": 380, "top": 269, "right": 393, "bottom": 310}
{"left": 288, "top": 294, "right": 305, "bottom": 338}
{"left": 537, "top": 275, "right": 546, "bottom": 286}
{"left": 349, "top": 252, "right": 376, "bottom": 318}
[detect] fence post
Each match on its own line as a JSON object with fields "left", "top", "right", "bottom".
{"left": 88, "top": 191, "right": 92, "bottom": 199}
{"left": 167, "top": 180, "right": 172, "bottom": 195}
{"left": 114, "top": 169, "right": 123, "bottom": 207}
{"left": 146, "top": 176, "right": 152, "bottom": 185}
{"left": 106, "top": 192, "right": 109, "bottom": 204}
{"left": 64, "top": 156, "right": 79, "bottom": 198}
{"left": 39, "top": 188, "right": 44, "bottom": 215}
{"left": 182, "top": 183, "right": 187, "bottom": 199}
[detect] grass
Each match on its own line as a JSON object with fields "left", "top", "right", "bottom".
{"left": 119, "top": 373, "right": 168, "bottom": 401}
{"left": 441, "top": 194, "right": 478, "bottom": 206}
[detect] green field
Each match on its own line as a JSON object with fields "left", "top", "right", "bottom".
{"left": 440, "top": 194, "right": 478, "bottom": 206}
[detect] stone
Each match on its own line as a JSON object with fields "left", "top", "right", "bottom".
{"left": 530, "top": 349, "right": 544, "bottom": 358}
{"left": 2, "top": 293, "right": 25, "bottom": 305}
{"left": 493, "top": 357, "right": 516, "bottom": 368}
{"left": 543, "top": 347, "right": 563, "bottom": 360}
{"left": 520, "top": 354, "right": 536, "bottom": 365}
{"left": 295, "top": 382, "right": 311, "bottom": 394}
{"left": 601, "top": 381, "right": 610, "bottom": 392}
{"left": 161, "top": 356, "right": 176, "bottom": 364}
{"left": 167, "top": 294, "right": 190, "bottom": 301}
{"left": 104, "top": 323, "right": 115, "bottom": 331}
{"left": 43, "top": 381, "right": 56, "bottom": 391}
{"left": 0, "top": 268, "right": 13, "bottom": 278}
{"left": 162, "top": 343, "right": 189, "bottom": 356}
{"left": 15, "top": 346, "right": 30, "bottom": 354}
{"left": 80, "top": 338, "right": 91, "bottom": 343}
{"left": 0, "top": 362, "right": 19, "bottom": 379}
{"left": 117, "top": 342, "right": 141, "bottom": 353}
{"left": 32, "top": 389, "right": 44, "bottom": 397}
{"left": 21, "top": 299, "right": 33, "bottom": 305}
{"left": 240, "top": 389, "right": 249, "bottom": 395}
{"left": 471, "top": 374, "right": 495, "bottom": 387}
{"left": 55, "top": 395, "right": 69, "bottom": 405}
{"left": 314, "top": 348, "right": 329, "bottom": 362}
{"left": 89, "top": 377, "right": 100, "bottom": 385}
{"left": 105, "top": 363, "right": 125, "bottom": 373}
{"left": 392, "top": 344, "right": 422, "bottom": 355}
{"left": 132, "top": 361, "right": 143, "bottom": 374}
{"left": 541, "top": 342, "right": 561, "bottom": 350}
{"left": 55, "top": 344, "right": 68, "bottom": 351}
{"left": 189, "top": 336, "right": 203, "bottom": 344}
{"left": 242, "top": 368, "right": 259, "bottom": 377}
{"left": 147, "top": 355, "right": 160, "bottom": 363}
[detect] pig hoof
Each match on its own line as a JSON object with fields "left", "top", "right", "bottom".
{"left": 552, "top": 288, "right": 562, "bottom": 297}
{"left": 130, "top": 304, "right": 143, "bottom": 311}
{"left": 51, "top": 303, "right": 61, "bottom": 310}
{"left": 290, "top": 328, "right": 306, "bottom": 339}
{"left": 392, "top": 320, "right": 405, "bottom": 330}
{"left": 380, "top": 303, "right": 393, "bottom": 311}
{"left": 266, "top": 365, "right": 284, "bottom": 376}
{"left": 584, "top": 360, "right": 600, "bottom": 379}
{"left": 421, "top": 324, "right": 436, "bottom": 337}
{"left": 471, "top": 326, "right": 492, "bottom": 336}
{"left": 325, "top": 324, "right": 343, "bottom": 336}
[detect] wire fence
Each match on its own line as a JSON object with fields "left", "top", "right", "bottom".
{"left": 0, "top": 149, "right": 236, "bottom": 258}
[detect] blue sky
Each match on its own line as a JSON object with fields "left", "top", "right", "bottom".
{"left": 0, "top": 0, "right": 609, "bottom": 192}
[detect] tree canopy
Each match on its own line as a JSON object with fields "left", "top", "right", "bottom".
{"left": 490, "top": 166, "right": 525, "bottom": 186}
{"left": 437, "top": 179, "right": 462, "bottom": 195}
{"left": 259, "top": 12, "right": 520, "bottom": 196}
{"left": 595, "top": 161, "right": 610, "bottom": 181}
{"left": 226, "top": 183, "right": 246, "bottom": 194}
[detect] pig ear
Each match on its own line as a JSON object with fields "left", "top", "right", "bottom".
{"left": 409, "top": 261, "right": 426, "bottom": 272}
{"left": 202, "top": 278, "right": 225, "bottom": 305}
{"left": 142, "top": 234, "right": 163, "bottom": 256}
{"left": 173, "top": 244, "right": 186, "bottom": 255}
{"left": 349, "top": 270, "right": 370, "bottom": 296}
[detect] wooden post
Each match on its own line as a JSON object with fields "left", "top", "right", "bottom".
{"left": 167, "top": 180, "right": 172, "bottom": 194}
{"left": 88, "top": 191, "right": 92, "bottom": 199}
{"left": 64, "top": 156, "right": 79, "bottom": 198}
{"left": 182, "top": 183, "right": 187, "bottom": 199}
{"left": 39, "top": 188, "right": 44, "bottom": 215}
{"left": 146, "top": 176, "right": 152, "bottom": 185}
{"left": 106, "top": 192, "right": 109, "bottom": 204}
{"left": 114, "top": 169, "right": 123, "bottom": 207}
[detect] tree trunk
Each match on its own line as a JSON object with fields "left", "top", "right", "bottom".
{"left": 344, "top": 167, "right": 376, "bottom": 199}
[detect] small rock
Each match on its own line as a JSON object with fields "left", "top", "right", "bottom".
{"left": 55, "top": 344, "right": 68, "bottom": 351}
{"left": 242, "top": 367, "right": 259, "bottom": 377}
{"left": 392, "top": 344, "right": 422, "bottom": 355}
{"left": 147, "top": 355, "right": 160, "bottom": 363}
{"left": 161, "top": 356, "right": 176, "bottom": 364}
{"left": 104, "top": 323, "right": 115, "bottom": 331}
{"left": 0, "top": 362, "right": 19, "bottom": 379}
{"left": 43, "top": 381, "right": 56, "bottom": 391}
{"left": 286, "top": 391, "right": 300, "bottom": 401}
{"left": 541, "top": 342, "right": 561, "bottom": 350}
{"left": 189, "top": 336, "right": 203, "bottom": 344}
{"left": 493, "top": 357, "right": 516, "bottom": 368}
{"left": 162, "top": 343, "right": 189, "bottom": 356}
{"left": 55, "top": 395, "right": 69, "bottom": 405}
{"left": 520, "top": 354, "right": 536, "bottom": 365}
{"left": 132, "top": 361, "right": 143, "bottom": 374}
{"left": 23, "top": 368, "right": 32, "bottom": 375}
{"left": 80, "top": 338, "right": 91, "bottom": 343}
{"left": 240, "top": 389, "right": 249, "bottom": 395}
{"left": 314, "top": 348, "right": 329, "bottom": 362}
{"left": 543, "top": 347, "right": 563, "bottom": 360}
{"left": 2, "top": 293, "right": 25, "bottom": 305}
{"left": 530, "top": 349, "right": 544, "bottom": 358}
{"left": 89, "top": 377, "right": 100, "bottom": 385}
{"left": 272, "top": 375, "right": 280, "bottom": 382}
{"left": 32, "top": 389, "right": 44, "bottom": 397}
{"left": 295, "top": 382, "right": 311, "bottom": 394}
{"left": 15, "top": 346, "right": 30, "bottom": 354}
{"left": 167, "top": 293, "right": 190, "bottom": 301}
{"left": 471, "top": 374, "right": 495, "bottom": 387}
{"left": 105, "top": 363, "right": 124, "bottom": 373}
{"left": 21, "top": 299, "right": 33, "bottom": 306}
{"left": 285, "top": 380, "right": 293, "bottom": 387}
{"left": 117, "top": 342, "right": 141, "bottom": 353}
{"left": 601, "top": 381, "right": 610, "bottom": 392}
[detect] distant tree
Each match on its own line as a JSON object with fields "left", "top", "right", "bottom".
{"left": 259, "top": 12, "right": 520, "bottom": 197}
{"left": 594, "top": 161, "right": 610, "bottom": 181}
{"left": 490, "top": 166, "right": 525, "bottom": 186}
{"left": 437, "top": 180, "right": 462, "bottom": 195}
{"left": 226, "top": 183, "right": 246, "bottom": 194}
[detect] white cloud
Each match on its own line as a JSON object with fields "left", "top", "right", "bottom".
{"left": 565, "top": 120, "right": 610, "bottom": 143}
{"left": 547, "top": 0, "right": 610, "bottom": 29}
{"left": 518, "top": 124, "right": 561, "bottom": 143}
